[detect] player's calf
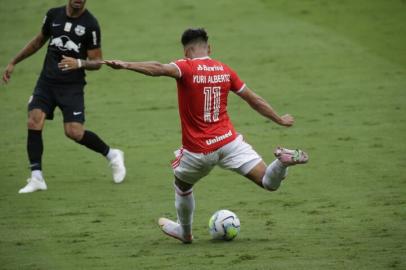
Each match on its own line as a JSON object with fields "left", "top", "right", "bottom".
{"left": 261, "top": 159, "right": 287, "bottom": 191}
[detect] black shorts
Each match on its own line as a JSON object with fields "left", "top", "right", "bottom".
{"left": 28, "top": 80, "right": 85, "bottom": 123}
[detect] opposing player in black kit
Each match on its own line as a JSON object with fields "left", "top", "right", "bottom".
{"left": 2, "top": 0, "right": 126, "bottom": 193}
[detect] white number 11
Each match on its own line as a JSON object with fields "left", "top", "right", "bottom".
{"left": 203, "top": 86, "right": 221, "bottom": 122}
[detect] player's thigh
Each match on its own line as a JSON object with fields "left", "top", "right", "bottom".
{"left": 219, "top": 135, "right": 263, "bottom": 180}
{"left": 56, "top": 85, "right": 85, "bottom": 123}
{"left": 28, "top": 83, "right": 57, "bottom": 123}
{"left": 172, "top": 148, "right": 213, "bottom": 185}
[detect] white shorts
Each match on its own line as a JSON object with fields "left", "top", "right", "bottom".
{"left": 172, "top": 135, "right": 263, "bottom": 184}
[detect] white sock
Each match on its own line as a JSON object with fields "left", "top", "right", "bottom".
{"left": 174, "top": 184, "right": 195, "bottom": 236}
{"left": 31, "top": 170, "right": 44, "bottom": 181}
{"left": 262, "top": 159, "right": 288, "bottom": 191}
{"left": 106, "top": 149, "right": 116, "bottom": 161}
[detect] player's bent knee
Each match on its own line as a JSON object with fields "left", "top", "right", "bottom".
{"left": 174, "top": 176, "right": 194, "bottom": 193}
{"left": 27, "top": 119, "right": 38, "bottom": 130}
{"left": 64, "top": 128, "right": 84, "bottom": 141}
{"left": 27, "top": 109, "right": 45, "bottom": 130}
{"left": 27, "top": 117, "right": 43, "bottom": 130}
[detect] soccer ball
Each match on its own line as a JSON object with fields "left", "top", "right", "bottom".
{"left": 208, "top": 209, "right": 240, "bottom": 241}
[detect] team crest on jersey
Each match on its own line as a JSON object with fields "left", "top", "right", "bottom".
{"left": 74, "top": 25, "right": 86, "bottom": 36}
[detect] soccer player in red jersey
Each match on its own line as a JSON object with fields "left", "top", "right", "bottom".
{"left": 104, "top": 28, "right": 308, "bottom": 243}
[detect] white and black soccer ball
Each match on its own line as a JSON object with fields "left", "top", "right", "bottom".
{"left": 209, "top": 209, "right": 240, "bottom": 241}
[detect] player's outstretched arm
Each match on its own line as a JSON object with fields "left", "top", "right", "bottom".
{"left": 58, "top": 48, "right": 103, "bottom": 71}
{"left": 238, "top": 86, "right": 294, "bottom": 127}
{"left": 2, "top": 32, "right": 48, "bottom": 84}
{"left": 103, "top": 60, "right": 180, "bottom": 79}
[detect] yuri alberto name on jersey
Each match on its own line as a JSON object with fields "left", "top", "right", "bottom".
{"left": 193, "top": 74, "right": 231, "bottom": 84}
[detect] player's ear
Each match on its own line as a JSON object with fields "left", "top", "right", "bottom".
{"left": 208, "top": 44, "right": 211, "bottom": 55}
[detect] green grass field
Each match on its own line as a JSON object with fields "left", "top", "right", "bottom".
{"left": 1, "top": 0, "right": 406, "bottom": 269}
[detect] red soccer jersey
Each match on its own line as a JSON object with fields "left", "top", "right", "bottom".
{"left": 171, "top": 57, "right": 246, "bottom": 153}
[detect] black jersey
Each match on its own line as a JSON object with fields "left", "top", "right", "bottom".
{"left": 39, "top": 6, "right": 101, "bottom": 85}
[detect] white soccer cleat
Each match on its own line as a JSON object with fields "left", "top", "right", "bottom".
{"left": 158, "top": 217, "right": 193, "bottom": 244}
{"left": 109, "top": 149, "right": 126, "bottom": 183}
{"left": 18, "top": 177, "right": 47, "bottom": 194}
{"left": 274, "top": 147, "right": 309, "bottom": 166}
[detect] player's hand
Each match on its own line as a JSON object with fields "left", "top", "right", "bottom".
{"left": 278, "top": 114, "right": 294, "bottom": 127}
{"left": 2, "top": 63, "right": 14, "bottom": 84}
{"left": 102, "top": 60, "right": 128, "bottom": 69}
{"left": 58, "top": 55, "right": 80, "bottom": 71}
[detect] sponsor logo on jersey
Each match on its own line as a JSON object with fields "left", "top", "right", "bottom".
{"left": 92, "top": 31, "right": 97, "bottom": 46}
{"left": 205, "top": 130, "right": 232, "bottom": 145}
{"left": 50, "top": 35, "right": 81, "bottom": 53}
{"left": 74, "top": 25, "right": 86, "bottom": 36}
{"left": 197, "top": 64, "right": 224, "bottom": 72}
{"left": 64, "top": 22, "right": 72, "bottom": 32}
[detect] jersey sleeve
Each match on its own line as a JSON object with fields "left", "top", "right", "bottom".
{"left": 170, "top": 59, "right": 191, "bottom": 78}
{"left": 229, "top": 67, "right": 246, "bottom": 93}
{"left": 85, "top": 20, "right": 101, "bottom": 50}
{"left": 41, "top": 9, "right": 53, "bottom": 37}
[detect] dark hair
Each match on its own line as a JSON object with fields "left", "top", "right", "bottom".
{"left": 181, "top": 28, "right": 209, "bottom": 46}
